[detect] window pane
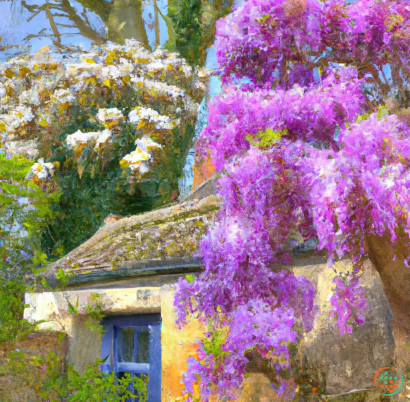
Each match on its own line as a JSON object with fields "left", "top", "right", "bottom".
{"left": 135, "top": 326, "right": 150, "bottom": 363}
{"left": 118, "top": 327, "right": 135, "bottom": 362}
{"left": 117, "top": 326, "right": 150, "bottom": 363}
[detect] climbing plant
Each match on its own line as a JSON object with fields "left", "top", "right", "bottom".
{"left": 175, "top": 0, "right": 410, "bottom": 400}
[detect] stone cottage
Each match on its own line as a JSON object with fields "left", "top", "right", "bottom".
{"left": 21, "top": 178, "right": 396, "bottom": 402}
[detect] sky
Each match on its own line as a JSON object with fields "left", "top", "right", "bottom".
{"left": 0, "top": 0, "right": 169, "bottom": 61}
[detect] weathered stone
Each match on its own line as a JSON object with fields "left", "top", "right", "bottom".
{"left": 67, "top": 315, "right": 101, "bottom": 375}
{"left": 295, "top": 259, "right": 395, "bottom": 395}
{"left": 45, "top": 194, "right": 220, "bottom": 283}
{"left": 365, "top": 232, "right": 410, "bottom": 373}
{"left": 235, "top": 374, "right": 282, "bottom": 402}
{"left": 20, "top": 192, "right": 399, "bottom": 401}
{"left": 185, "top": 173, "right": 220, "bottom": 202}
{"left": 24, "top": 259, "right": 396, "bottom": 400}
{"left": 324, "top": 390, "right": 392, "bottom": 401}
{"left": 24, "top": 286, "right": 162, "bottom": 333}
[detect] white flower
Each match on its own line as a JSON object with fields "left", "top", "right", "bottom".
{"left": 70, "top": 81, "right": 86, "bottom": 93}
{"left": 128, "top": 107, "right": 174, "bottom": 130}
{"left": 135, "top": 135, "right": 161, "bottom": 152}
{"left": 66, "top": 131, "right": 99, "bottom": 149}
{"left": 121, "top": 147, "right": 151, "bottom": 172}
{"left": 0, "top": 106, "right": 35, "bottom": 133}
{"left": 101, "top": 65, "right": 121, "bottom": 80}
{"left": 103, "top": 41, "right": 123, "bottom": 52}
{"left": 117, "top": 60, "right": 134, "bottom": 75}
{"left": 120, "top": 135, "right": 161, "bottom": 173}
{"left": 197, "top": 67, "right": 211, "bottom": 79}
{"left": 19, "top": 88, "right": 40, "bottom": 105}
{"left": 80, "top": 52, "right": 99, "bottom": 64}
{"left": 129, "top": 43, "right": 152, "bottom": 62}
{"left": 96, "top": 108, "right": 124, "bottom": 123}
{"left": 26, "top": 158, "right": 56, "bottom": 181}
{"left": 130, "top": 76, "right": 185, "bottom": 99}
{"left": 51, "top": 88, "right": 76, "bottom": 104}
{"left": 65, "top": 129, "right": 112, "bottom": 150}
{"left": 146, "top": 61, "right": 166, "bottom": 71}
{"left": 152, "top": 46, "right": 167, "bottom": 58}
{"left": 13, "top": 106, "right": 35, "bottom": 124}
{"left": 7, "top": 139, "right": 38, "bottom": 158}
{"left": 95, "top": 129, "right": 112, "bottom": 150}
{"left": 144, "top": 79, "right": 185, "bottom": 98}
{"left": 145, "top": 59, "right": 192, "bottom": 78}
{"left": 178, "top": 63, "right": 192, "bottom": 78}
{"left": 66, "top": 63, "right": 101, "bottom": 73}
{"left": 0, "top": 83, "right": 5, "bottom": 98}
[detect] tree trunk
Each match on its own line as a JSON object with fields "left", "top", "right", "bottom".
{"left": 365, "top": 232, "right": 410, "bottom": 372}
{"left": 154, "top": 0, "right": 160, "bottom": 48}
{"left": 107, "top": 0, "right": 151, "bottom": 50}
{"left": 60, "top": 0, "right": 106, "bottom": 43}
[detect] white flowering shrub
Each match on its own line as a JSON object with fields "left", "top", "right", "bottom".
{"left": 0, "top": 39, "right": 208, "bottom": 253}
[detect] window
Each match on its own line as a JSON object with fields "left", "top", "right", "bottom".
{"left": 101, "top": 314, "right": 161, "bottom": 402}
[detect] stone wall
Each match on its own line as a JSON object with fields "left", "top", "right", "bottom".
{"left": 20, "top": 258, "right": 396, "bottom": 402}
{"left": 24, "top": 285, "right": 162, "bottom": 374}
{"left": 295, "top": 259, "right": 395, "bottom": 395}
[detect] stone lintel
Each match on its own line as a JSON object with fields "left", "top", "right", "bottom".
{"left": 24, "top": 286, "right": 162, "bottom": 334}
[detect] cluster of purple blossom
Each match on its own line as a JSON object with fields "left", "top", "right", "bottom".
{"left": 330, "top": 274, "right": 367, "bottom": 336}
{"left": 182, "top": 303, "right": 298, "bottom": 400}
{"left": 199, "top": 68, "right": 365, "bottom": 169}
{"left": 175, "top": 0, "right": 410, "bottom": 400}
{"left": 216, "top": 0, "right": 410, "bottom": 89}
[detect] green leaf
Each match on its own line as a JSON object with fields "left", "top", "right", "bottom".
{"left": 67, "top": 300, "right": 79, "bottom": 314}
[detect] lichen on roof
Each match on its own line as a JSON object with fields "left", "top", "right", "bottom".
{"left": 47, "top": 194, "right": 220, "bottom": 279}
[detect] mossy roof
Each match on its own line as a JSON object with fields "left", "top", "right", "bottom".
{"left": 45, "top": 195, "right": 220, "bottom": 286}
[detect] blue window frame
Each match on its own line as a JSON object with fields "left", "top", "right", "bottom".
{"left": 101, "top": 314, "right": 161, "bottom": 402}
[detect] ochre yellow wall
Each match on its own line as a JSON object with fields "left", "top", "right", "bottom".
{"left": 161, "top": 288, "right": 205, "bottom": 401}
{"left": 192, "top": 158, "right": 216, "bottom": 192}
{"left": 160, "top": 288, "right": 281, "bottom": 402}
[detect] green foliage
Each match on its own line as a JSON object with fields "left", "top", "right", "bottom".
{"left": 0, "top": 275, "right": 147, "bottom": 401}
{"left": 0, "top": 154, "right": 144, "bottom": 400}
{"left": 0, "top": 6, "right": 219, "bottom": 398}
{"left": 40, "top": 103, "right": 196, "bottom": 257}
{"left": 201, "top": 324, "right": 229, "bottom": 365}
{"left": 5, "top": 348, "right": 147, "bottom": 402}
{"left": 245, "top": 128, "right": 287, "bottom": 148}
{"left": 168, "top": 0, "right": 233, "bottom": 66}
{"left": 0, "top": 153, "right": 59, "bottom": 343}
{"left": 55, "top": 268, "right": 73, "bottom": 289}
{"left": 84, "top": 293, "right": 106, "bottom": 335}
{"left": 0, "top": 153, "right": 59, "bottom": 248}
{"left": 0, "top": 277, "right": 29, "bottom": 343}
{"left": 168, "top": 0, "right": 202, "bottom": 65}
